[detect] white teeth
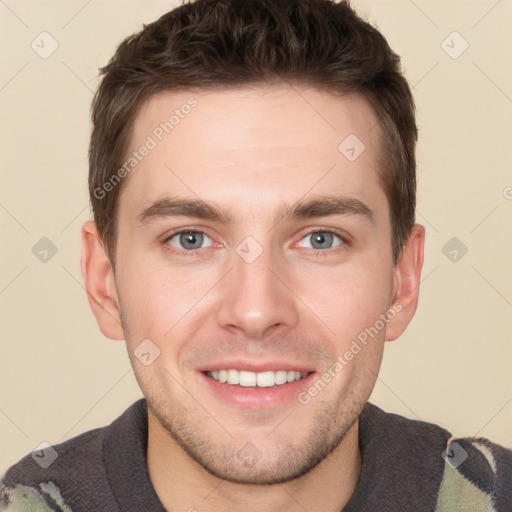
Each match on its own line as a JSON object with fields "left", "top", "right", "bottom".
{"left": 256, "top": 371, "right": 275, "bottom": 387}
{"left": 227, "top": 369, "right": 239, "bottom": 385}
{"left": 239, "top": 370, "right": 256, "bottom": 387}
{"left": 275, "top": 370, "right": 288, "bottom": 385}
{"left": 206, "top": 369, "right": 309, "bottom": 387}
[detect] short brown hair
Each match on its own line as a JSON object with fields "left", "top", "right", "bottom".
{"left": 89, "top": 0, "right": 417, "bottom": 265}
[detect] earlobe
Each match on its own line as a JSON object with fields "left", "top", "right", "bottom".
{"left": 385, "top": 224, "right": 425, "bottom": 342}
{"left": 80, "top": 221, "right": 125, "bottom": 341}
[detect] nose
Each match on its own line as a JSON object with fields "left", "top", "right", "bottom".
{"left": 215, "top": 241, "right": 300, "bottom": 339}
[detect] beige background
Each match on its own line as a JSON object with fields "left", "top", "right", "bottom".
{"left": 1, "top": 0, "right": 511, "bottom": 473}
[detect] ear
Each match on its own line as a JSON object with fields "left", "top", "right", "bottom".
{"left": 385, "top": 224, "right": 425, "bottom": 341}
{"left": 81, "top": 221, "right": 124, "bottom": 340}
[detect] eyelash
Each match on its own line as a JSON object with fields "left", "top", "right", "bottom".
{"left": 162, "top": 228, "right": 349, "bottom": 258}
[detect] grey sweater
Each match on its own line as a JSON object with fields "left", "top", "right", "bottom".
{"left": 1, "top": 399, "right": 511, "bottom": 511}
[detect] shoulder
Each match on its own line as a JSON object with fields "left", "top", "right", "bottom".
{"left": 0, "top": 427, "right": 106, "bottom": 511}
{"left": 357, "top": 403, "right": 511, "bottom": 511}
{"left": 0, "top": 400, "right": 147, "bottom": 512}
{"left": 436, "top": 435, "right": 512, "bottom": 512}
{"left": 0, "top": 481, "right": 74, "bottom": 512}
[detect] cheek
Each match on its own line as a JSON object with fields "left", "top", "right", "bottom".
{"left": 294, "top": 260, "right": 393, "bottom": 336}
{"left": 117, "top": 260, "right": 214, "bottom": 343}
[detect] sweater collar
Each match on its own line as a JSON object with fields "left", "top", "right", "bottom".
{"left": 104, "top": 399, "right": 166, "bottom": 512}
{"left": 342, "top": 402, "right": 450, "bottom": 511}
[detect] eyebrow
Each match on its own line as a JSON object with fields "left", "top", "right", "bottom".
{"left": 136, "top": 194, "right": 375, "bottom": 226}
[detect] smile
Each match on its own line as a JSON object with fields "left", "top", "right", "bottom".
{"left": 205, "top": 369, "right": 310, "bottom": 387}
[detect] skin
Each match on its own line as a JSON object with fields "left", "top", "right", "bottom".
{"left": 81, "top": 84, "right": 424, "bottom": 512}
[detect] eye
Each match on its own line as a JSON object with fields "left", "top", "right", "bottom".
{"left": 297, "top": 230, "right": 343, "bottom": 251}
{"left": 166, "top": 230, "right": 213, "bottom": 251}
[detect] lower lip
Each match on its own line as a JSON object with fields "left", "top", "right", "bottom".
{"left": 198, "top": 371, "right": 316, "bottom": 409}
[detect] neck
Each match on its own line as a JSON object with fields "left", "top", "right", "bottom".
{"left": 147, "top": 412, "right": 361, "bottom": 512}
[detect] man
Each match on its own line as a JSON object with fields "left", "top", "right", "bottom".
{"left": 1, "top": 0, "right": 510, "bottom": 510}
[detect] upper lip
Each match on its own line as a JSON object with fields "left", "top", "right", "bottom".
{"left": 197, "top": 359, "right": 315, "bottom": 373}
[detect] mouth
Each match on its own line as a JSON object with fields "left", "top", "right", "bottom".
{"left": 198, "top": 367, "right": 316, "bottom": 409}
{"left": 204, "top": 369, "right": 310, "bottom": 388}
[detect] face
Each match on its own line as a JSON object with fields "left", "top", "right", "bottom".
{"left": 83, "top": 84, "right": 423, "bottom": 485}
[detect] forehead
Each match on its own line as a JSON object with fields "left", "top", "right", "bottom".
{"left": 119, "top": 84, "right": 385, "bottom": 221}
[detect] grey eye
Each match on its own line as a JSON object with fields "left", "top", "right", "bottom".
{"left": 168, "top": 231, "right": 213, "bottom": 251}
{"left": 297, "top": 231, "right": 342, "bottom": 250}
